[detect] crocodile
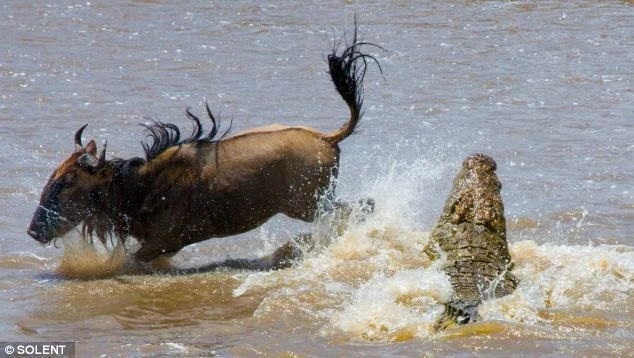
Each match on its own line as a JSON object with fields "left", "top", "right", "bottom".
{"left": 425, "top": 154, "right": 519, "bottom": 329}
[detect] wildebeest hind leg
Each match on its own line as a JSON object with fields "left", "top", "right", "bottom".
{"left": 282, "top": 198, "right": 320, "bottom": 222}
{"left": 318, "top": 198, "right": 375, "bottom": 236}
{"left": 334, "top": 198, "right": 375, "bottom": 217}
{"left": 168, "top": 233, "right": 314, "bottom": 274}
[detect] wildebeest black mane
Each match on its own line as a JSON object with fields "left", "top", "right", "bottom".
{"left": 141, "top": 102, "right": 230, "bottom": 161}
{"left": 77, "top": 103, "right": 232, "bottom": 247}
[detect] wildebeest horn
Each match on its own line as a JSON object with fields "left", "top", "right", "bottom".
{"left": 75, "top": 124, "right": 88, "bottom": 152}
{"left": 97, "top": 141, "right": 107, "bottom": 167}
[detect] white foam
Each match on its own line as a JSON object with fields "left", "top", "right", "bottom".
{"left": 233, "top": 152, "right": 634, "bottom": 341}
{"left": 327, "top": 264, "right": 452, "bottom": 341}
{"left": 479, "top": 240, "right": 634, "bottom": 323}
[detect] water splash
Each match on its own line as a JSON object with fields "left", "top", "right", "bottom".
{"left": 43, "top": 146, "right": 634, "bottom": 342}
{"left": 233, "top": 154, "right": 634, "bottom": 342}
{"left": 231, "top": 156, "right": 459, "bottom": 340}
{"left": 55, "top": 237, "right": 171, "bottom": 279}
{"left": 479, "top": 240, "right": 634, "bottom": 323}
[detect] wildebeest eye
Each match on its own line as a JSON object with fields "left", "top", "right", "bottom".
{"left": 64, "top": 172, "right": 76, "bottom": 183}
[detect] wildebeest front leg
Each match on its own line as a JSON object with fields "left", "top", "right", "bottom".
{"left": 133, "top": 243, "right": 182, "bottom": 263}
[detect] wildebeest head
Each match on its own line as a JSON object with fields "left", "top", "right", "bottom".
{"left": 28, "top": 125, "right": 113, "bottom": 244}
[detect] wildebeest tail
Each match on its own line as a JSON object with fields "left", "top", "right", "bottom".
{"left": 323, "top": 21, "right": 383, "bottom": 143}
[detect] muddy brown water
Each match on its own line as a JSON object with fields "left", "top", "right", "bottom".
{"left": 1, "top": 1, "right": 632, "bottom": 356}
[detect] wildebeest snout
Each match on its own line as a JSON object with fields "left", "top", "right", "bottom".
{"left": 27, "top": 210, "right": 52, "bottom": 244}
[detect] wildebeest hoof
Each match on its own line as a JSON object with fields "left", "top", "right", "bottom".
{"left": 269, "top": 240, "right": 305, "bottom": 270}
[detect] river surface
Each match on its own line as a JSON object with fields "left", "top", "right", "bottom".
{"left": 1, "top": 1, "right": 632, "bottom": 357}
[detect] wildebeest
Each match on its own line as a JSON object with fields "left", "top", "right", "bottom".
{"left": 27, "top": 26, "right": 381, "bottom": 263}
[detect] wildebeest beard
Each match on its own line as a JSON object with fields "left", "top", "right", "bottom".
{"left": 80, "top": 157, "right": 146, "bottom": 247}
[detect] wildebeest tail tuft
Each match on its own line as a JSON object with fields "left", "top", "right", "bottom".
{"left": 323, "top": 19, "right": 384, "bottom": 143}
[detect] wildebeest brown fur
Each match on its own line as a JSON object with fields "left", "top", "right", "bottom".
{"left": 27, "top": 25, "right": 381, "bottom": 263}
